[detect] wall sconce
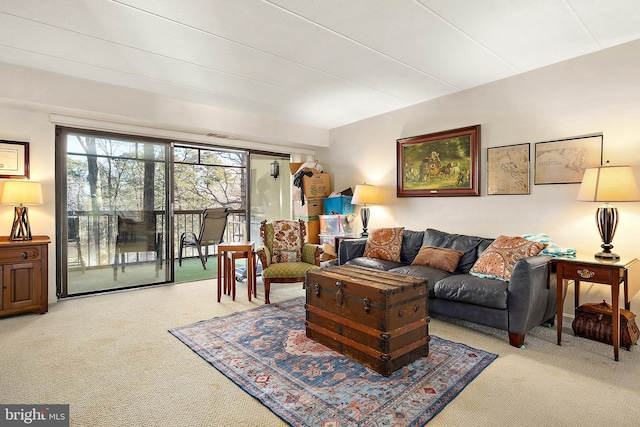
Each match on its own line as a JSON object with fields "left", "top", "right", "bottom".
{"left": 1, "top": 181, "right": 43, "bottom": 241}
{"left": 270, "top": 159, "right": 280, "bottom": 180}
{"left": 351, "top": 183, "right": 380, "bottom": 237}
{"left": 577, "top": 161, "right": 640, "bottom": 259}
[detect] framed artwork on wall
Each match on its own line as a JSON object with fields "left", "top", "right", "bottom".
{"left": 397, "top": 125, "right": 481, "bottom": 197}
{"left": 534, "top": 134, "right": 603, "bottom": 184}
{"left": 0, "top": 140, "right": 29, "bottom": 179}
{"left": 487, "top": 143, "right": 530, "bottom": 195}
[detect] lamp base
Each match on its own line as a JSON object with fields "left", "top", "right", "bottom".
{"left": 360, "top": 206, "right": 370, "bottom": 238}
{"left": 594, "top": 205, "right": 618, "bottom": 261}
{"left": 9, "top": 205, "right": 33, "bottom": 241}
{"left": 595, "top": 251, "right": 620, "bottom": 260}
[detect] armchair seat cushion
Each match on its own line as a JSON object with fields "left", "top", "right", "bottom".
{"left": 262, "top": 262, "right": 321, "bottom": 279}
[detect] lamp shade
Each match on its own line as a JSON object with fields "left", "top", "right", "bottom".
{"left": 1, "top": 181, "right": 43, "bottom": 205}
{"left": 577, "top": 163, "right": 640, "bottom": 202}
{"left": 351, "top": 184, "right": 380, "bottom": 205}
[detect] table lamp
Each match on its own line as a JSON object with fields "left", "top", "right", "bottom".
{"left": 577, "top": 161, "right": 640, "bottom": 259}
{"left": 1, "top": 181, "right": 43, "bottom": 241}
{"left": 351, "top": 183, "right": 379, "bottom": 237}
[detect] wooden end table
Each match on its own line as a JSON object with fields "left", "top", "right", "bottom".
{"left": 555, "top": 254, "right": 638, "bottom": 361}
{"left": 217, "top": 242, "right": 256, "bottom": 302}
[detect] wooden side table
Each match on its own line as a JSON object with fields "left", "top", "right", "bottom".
{"left": 555, "top": 254, "right": 638, "bottom": 361}
{"left": 217, "top": 242, "right": 255, "bottom": 302}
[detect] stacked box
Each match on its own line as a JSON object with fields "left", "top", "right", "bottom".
{"left": 323, "top": 196, "right": 354, "bottom": 214}
{"left": 319, "top": 214, "right": 355, "bottom": 236}
{"left": 292, "top": 172, "right": 331, "bottom": 244}
{"left": 293, "top": 173, "right": 331, "bottom": 201}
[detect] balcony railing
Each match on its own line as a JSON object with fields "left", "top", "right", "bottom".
{"left": 67, "top": 209, "right": 247, "bottom": 269}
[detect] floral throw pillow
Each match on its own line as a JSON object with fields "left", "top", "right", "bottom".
{"left": 271, "top": 220, "right": 302, "bottom": 263}
{"left": 470, "top": 235, "right": 547, "bottom": 281}
{"left": 363, "top": 227, "right": 404, "bottom": 263}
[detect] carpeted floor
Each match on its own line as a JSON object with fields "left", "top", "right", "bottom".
{"left": 1, "top": 278, "right": 639, "bottom": 426}
{"left": 169, "top": 297, "right": 497, "bottom": 426}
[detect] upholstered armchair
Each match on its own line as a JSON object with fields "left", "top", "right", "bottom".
{"left": 256, "top": 219, "right": 322, "bottom": 304}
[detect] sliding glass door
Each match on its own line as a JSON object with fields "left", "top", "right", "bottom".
{"left": 56, "top": 127, "right": 170, "bottom": 297}
{"left": 248, "top": 154, "right": 291, "bottom": 240}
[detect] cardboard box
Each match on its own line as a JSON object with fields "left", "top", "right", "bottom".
{"left": 293, "top": 172, "right": 331, "bottom": 201}
{"left": 289, "top": 162, "right": 304, "bottom": 175}
{"left": 304, "top": 219, "right": 319, "bottom": 244}
{"left": 293, "top": 199, "right": 323, "bottom": 220}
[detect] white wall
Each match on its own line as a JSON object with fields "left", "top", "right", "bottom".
{"left": 325, "top": 39, "right": 640, "bottom": 314}
{"left": 0, "top": 65, "right": 329, "bottom": 304}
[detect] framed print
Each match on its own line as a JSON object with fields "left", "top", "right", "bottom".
{"left": 397, "top": 125, "right": 481, "bottom": 197}
{"left": 534, "top": 135, "right": 602, "bottom": 184}
{"left": 0, "top": 140, "right": 29, "bottom": 179}
{"left": 487, "top": 143, "right": 530, "bottom": 195}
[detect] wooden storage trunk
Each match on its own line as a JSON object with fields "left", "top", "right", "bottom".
{"left": 305, "top": 265, "right": 429, "bottom": 376}
{"left": 572, "top": 300, "right": 639, "bottom": 350}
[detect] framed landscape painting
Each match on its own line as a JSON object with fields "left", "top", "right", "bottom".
{"left": 534, "top": 134, "right": 603, "bottom": 184}
{"left": 397, "top": 125, "right": 481, "bottom": 197}
{"left": 487, "top": 143, "right": 530, "bottom": 195}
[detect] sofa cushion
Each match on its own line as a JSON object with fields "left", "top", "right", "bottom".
{"left": 434, "top": 275, "right": 509, "bottom": 309}
{"left": 363, "top": 227, "right": 404, "bottom": 262}
{"left": 423, "top": 229, "right": 491, "bottom": 274}
{"left": 470, "top": 235, "right": 548, "bottom": 281}
{"left": 411, "top": 246, "right": 464, "bottom": 273}
{"left": 346, "top": 257, "right": 402, "bottom": 271}
{"left": 390, "top": 265, "right": 451, "bottom": 297}
{"left": 400, "top": 229, "right": 425, "bottom": 265}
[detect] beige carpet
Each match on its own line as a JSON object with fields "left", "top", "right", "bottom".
{"left": 1, "top": 278, "right": 639, "bottom": 426}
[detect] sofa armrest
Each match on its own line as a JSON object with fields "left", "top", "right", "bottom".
{"left": 337, "top": 238, "right": 367, "bottom": 265}
{"left": 507, "top": 255, "right": 553, "bottom": 335}
{"left": 302, "top": 243, "right": 323, "bottom": 266}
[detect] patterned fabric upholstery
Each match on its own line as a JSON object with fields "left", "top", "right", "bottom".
{"left": 257, "top": 219, "right": 323, "bottom": 304}
{"left": 262, "top": 262, "right": 320, "bottom": 279}
{"left": 271, "top": 220, "right": 303, "bottom": 263}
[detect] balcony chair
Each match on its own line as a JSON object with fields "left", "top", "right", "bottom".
{"left": 114, "top": 214, "right": 162, "bottom": 280}
{"left": 256, "top": 219, "right": 322, "bottom": 304}
{"left": 179, "top": 208, "right": 229, "bottom": 269}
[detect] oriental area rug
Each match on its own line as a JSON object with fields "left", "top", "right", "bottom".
{"left": 169, "top": 297, "right": 497, "bottom": 426}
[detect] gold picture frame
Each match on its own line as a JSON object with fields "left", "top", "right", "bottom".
{"left": 397, "top": 125, "right": 481, "bottom": 197}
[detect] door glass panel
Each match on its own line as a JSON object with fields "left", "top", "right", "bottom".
{"left": 249, "top": 154, "right": 291, "bottom": 242}
{"left": 173, "top": 146, "right": 247, "bottom": 283}
{"left": 62, "top": 130, "right": 169, "bottom": 296}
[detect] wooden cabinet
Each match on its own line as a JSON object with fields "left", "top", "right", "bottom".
{"left": 0, "top": 236, "right": 50, "bottom": 317}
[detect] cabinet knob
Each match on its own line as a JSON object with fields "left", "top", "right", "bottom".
{"left": 22, "top": 252, "right": 28, "bottom": 260}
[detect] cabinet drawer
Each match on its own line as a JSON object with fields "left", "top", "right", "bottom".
{"left": 561, "top": 263, "right": 615, "bottom": 283}
{"left": 0, "top": 246, "right": 42, "bottom": 263}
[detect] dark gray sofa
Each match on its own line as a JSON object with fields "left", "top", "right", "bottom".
{"left": 338, "top": 228, "right": 556, "bottom": 348}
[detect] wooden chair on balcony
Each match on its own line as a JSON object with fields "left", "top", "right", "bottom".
{"left": 114, "top": 214, "right": 162, "bottom": 280}
{"left": 256, "top": 219, "right": 322, "bottom": 304}
{"left": 179, "top": 208, "right": 229, "bottom": 270}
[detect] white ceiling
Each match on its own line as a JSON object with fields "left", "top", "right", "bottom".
{"left": 1, "top": 0, "right": 640, "bottom": 130}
